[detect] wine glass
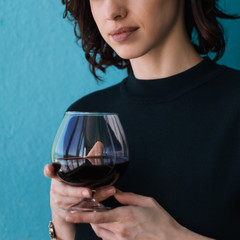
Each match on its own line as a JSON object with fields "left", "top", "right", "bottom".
{"left": 51, "top": 112, "right": 129, "bottom": 212}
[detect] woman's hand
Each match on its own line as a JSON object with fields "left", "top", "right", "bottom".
{"left": 65, "top": 190, "right": 215, "bottom": 240}
{"left": 44, "top": 164, "right": 116, "bottom": 240}
{"left": 44, "top": 140, "right": 116, "bottom": 239}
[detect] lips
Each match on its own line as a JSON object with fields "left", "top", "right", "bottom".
{"left": 109, "top": 27, "right": 139, "bottom": 42}
{"left": 109, "top": 26, "right": 139, "bottom": 36}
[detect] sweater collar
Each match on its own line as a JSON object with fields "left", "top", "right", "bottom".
{"left": 121, "top": 57, "right": 224, "bottom": 103}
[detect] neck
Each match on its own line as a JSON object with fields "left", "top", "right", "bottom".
{"left": 129, "top": 18, "right": 203, "bottom": 80}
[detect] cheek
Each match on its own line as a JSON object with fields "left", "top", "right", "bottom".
{"left": 91, "top": 15, "right": 109, "bottom": 43}
{"left": 89, "top": 4, "right": 104, "bottom": 34}
{"left": 143, "top": 3, "right": 180, "bottom": 40}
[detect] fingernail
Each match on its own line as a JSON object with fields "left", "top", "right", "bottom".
{"left": 66, "top": 214, "right": 74, "bottom": 222}
{"left": 106, "top": 188, "right": 115, "bottom": 195}
{"left": 82, "top": 190, "right": 91, "bottom": 197}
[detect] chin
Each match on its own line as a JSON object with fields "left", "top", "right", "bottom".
{"left": 115, "top": 48, "right": 147, "bottom": 60}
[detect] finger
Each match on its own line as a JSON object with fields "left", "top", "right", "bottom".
{"left": 87, "top": 141, "right": 104, "bottom": 157}
{"left": 93, "top": 222, "right": 121, "bottom": 234}
{"left": 91, "top": 224, "right": 115, "bottom": 240}
{"left": 51, "top": 180, "right": 92, "bottom": 198}
{"left": 51, "top": 194, "right": 83, "bottom": 209}
{"left": 114, "top": 191, "right": 157, "bottom": 207}
{"left": 66, "top": 207, "right": 122, "bottom": 223}
{"left": 94, "top": 186, "right": 116, "bottom": 202}
{"left": 44, "top": 164, "right": 58, "bottom": 179}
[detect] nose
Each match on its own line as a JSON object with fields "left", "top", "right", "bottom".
{"left": 104, "top": 0, "right": 127, "bottom": 20}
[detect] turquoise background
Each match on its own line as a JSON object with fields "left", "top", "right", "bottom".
{"left": 0, "top": 0, "right": 239, "bottom": 239}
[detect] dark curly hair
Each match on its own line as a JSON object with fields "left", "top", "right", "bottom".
{"left": 61, "top": 0, "right": 239, "bottom": 81}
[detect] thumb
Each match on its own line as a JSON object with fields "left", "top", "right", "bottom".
{"left": 87, "top": 141, "right": 104, "bottom": 157}
{"left": 114, "top": 190, "right": 156, "bottom": 208}
{"left": 86, "top": 141, "right": 104, "bottom": 165}
{"left": 43, "top": 164, "right": 58, "bottom": 180}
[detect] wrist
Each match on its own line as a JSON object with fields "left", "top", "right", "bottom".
{"left": 52, "top": 211, "right": 76, "bottom": 240}
{"left": 180, "top": 225, "right": 215, "bottom": 240}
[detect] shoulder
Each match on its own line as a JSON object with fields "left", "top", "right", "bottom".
{"left": 208, "top": 64, "right": 240, "bottom": 97}
{"left": 219, "top": 65, "right": 240, "bottom": 100}
{"left": 218, "top": 65, "right": 240, "bottom": 86}
{"left": 213, "top": 65, "right": 240, "bottom": 110}
{"left": 66, "top": 78, "right": 126, "bottom": 112}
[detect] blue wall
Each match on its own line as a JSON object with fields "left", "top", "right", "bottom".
{"left": 0, "top": 0, "right": 239, "bottom": 239}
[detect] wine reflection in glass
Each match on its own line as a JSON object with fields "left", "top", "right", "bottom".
{"left": 51, "top": 112, "right": 129, "bottom": 212}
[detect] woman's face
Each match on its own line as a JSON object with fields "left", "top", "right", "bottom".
{"left": 89, "top": 0, "right": 184, "bottom": 60}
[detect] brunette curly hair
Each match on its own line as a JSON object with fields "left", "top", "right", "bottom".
{"left": 61, "top": 0, "right": 239, "bottom": 81}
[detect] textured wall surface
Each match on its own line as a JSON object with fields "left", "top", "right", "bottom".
{"left": 0, "top": 0, "right": 239, "bottom": 239}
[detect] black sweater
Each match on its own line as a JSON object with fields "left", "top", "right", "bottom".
{"left": 67, "top": 58, "right": 240, "bottom": 240}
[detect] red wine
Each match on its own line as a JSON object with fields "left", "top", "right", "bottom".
{"left": 52, "top": 156, "right": 129, "bottom": 188}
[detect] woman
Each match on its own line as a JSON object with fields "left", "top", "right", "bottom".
{"left": 44, "top": 0, "right": 240, "bottom": 239}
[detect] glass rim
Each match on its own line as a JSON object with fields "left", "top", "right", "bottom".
{"left": 65, "top": 111, "right": 119, "bottom": 116}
